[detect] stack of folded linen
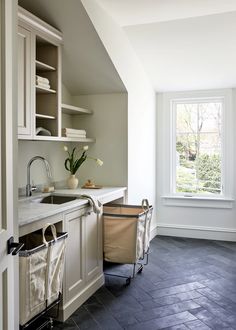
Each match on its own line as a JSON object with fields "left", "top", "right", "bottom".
{"left": 62, "top": 128, "right": 86, "bottom": 138}
{"left": 36, "top": 75, "right": 50, "bottom": 89}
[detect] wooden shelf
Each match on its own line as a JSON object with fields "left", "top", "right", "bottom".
{"left": 32, "top": 135, "right": 95, "bottom": 142}
{"left": 36, "top": 60, "right": 56, "bottom": 72}
{"left": 36, "top": 85, "right": 56, "bottom": 94}
{"left": 61, "top": 103, "right": 93, "bottom": 115}
{"left": 33, "top": 136, "right": 60, "bottom": 141}
{"left": 60, "top": 137, "right": 95, "bottom": 143}
{"left": 36, "top": 113, "right": 56, "bottom": 119}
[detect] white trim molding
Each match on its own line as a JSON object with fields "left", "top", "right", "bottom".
{"left": 150, "top": 226, "right": 158, "bottom": 241}
{"left": 18, "top": 6, "right": 63, "bottom": 43}
{"left": 162, "top": 195, "right": 234, "bottom": 208}
{"left": 162, "top": 88, "right": 234, "bottom": 200}
{"left": 157, "top": 223, "right": 236, "bottom": 241}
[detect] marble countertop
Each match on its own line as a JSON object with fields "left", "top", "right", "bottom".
{"left": 18, "top": 187, "right": 127, "bottom": 227}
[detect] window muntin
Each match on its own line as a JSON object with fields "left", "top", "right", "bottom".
{"left": 172, "top": 98, "right": 223, "bottom": 196}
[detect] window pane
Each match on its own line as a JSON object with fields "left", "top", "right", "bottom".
{"left": 175, "top": 101, "right": 222, "bottom": 194}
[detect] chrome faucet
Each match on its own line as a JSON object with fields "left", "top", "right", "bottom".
{"left": 26, "top": 156, "right": 52, "bottom": 197}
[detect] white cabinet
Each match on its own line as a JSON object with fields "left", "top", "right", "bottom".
{"left": 63, "top": 208, "right": 85, "bottom": 305}
{"left": 17, "top": 6, "right": 95, "bottom": 144}
{"left": 17, "top": 25, "right": 32, "bottom": 138}
{"left": 18, "top": 6, "right": 62, "bottom": 141}
{"left": 85, "top": 209, "right": 103, "bottom": 283}
{"left": 61, "top": 206, "right": 104, "bottom": 321}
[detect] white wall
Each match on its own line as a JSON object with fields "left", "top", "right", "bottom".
{"left": 62, "top": 83, "right": 73, "bottom": 104}
{"left": 156, "top": 90, "right": 236, "bottom": 241}
{"left": 18, "top": 88, "right": 128, "bottom": 190}
{"left": 81, "top": 0, "right": 157, "bottom": 232}
{"left": 70, "top": 93, "right": 128, "bottom": 187}
{"left": 18, "top": 140, "right": 68, "bottom": 189}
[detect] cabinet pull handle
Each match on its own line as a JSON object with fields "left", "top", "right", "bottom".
{"left": 7, "top": 237, "right": 24, "bottom": 255}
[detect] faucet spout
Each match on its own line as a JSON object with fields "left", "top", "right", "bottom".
{"left": 26, "top": 156, "right": 52, "bottom": 197}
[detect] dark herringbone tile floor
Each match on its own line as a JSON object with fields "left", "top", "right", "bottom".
{"left": 54, "top": 236, "right": 236, "bottom": 330}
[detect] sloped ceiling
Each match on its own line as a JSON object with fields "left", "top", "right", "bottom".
{"left": 97, "top": 0, "right": 236, "bottom": 92}
{"left": 96, "top": 0, "right": 236, "bottom": 26}
{"left": 19, "top": 0, "right": 126, "bottom": 95}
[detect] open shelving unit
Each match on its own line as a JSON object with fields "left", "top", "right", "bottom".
{"left": 60, "top": 103, "right": 95, "bottom": 143}
{"left": 36, "top": 60, "right": 56, "bottom": 72}
{"left": 35, "top": 114, "right": 56, "bottom": 120}
{"left": 61, "top": 103, "right": 93, "bottom": 115}
{"left": 17, "top": 7, "right": 95, "bottom": 145}
{"left": 34, "top": 135, "right": 95, "bottom": 143}
{"left": 35, "top": 35, "right": 59, "bottom": 137}
{"left": 36, "top": 85, "right": 56, "bottom": 94}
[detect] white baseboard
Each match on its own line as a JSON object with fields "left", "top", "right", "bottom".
{"left": 155, "top": 223, "right": 236, "bottom": 241}
{"left": 150, "top": 226, "right": 159, "bottom": 241}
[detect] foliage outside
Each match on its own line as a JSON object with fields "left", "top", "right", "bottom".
{"left": 175, "top": 101, "right": 222, "bottom": 195}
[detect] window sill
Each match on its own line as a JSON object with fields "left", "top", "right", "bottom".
{"left": 161, "top": 195, "right": 234, "bottom": 209}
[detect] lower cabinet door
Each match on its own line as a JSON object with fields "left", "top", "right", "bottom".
{"left": 85, "top": 210, "right": 103, "bottom": 283}
{"left": 64, "top": 209, "right": 85, "bottom": 304}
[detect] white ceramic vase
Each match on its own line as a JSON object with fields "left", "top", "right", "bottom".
{"left": 67, "top": 174, "right": 79, "bottom": 189}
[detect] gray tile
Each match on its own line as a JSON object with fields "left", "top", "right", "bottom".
{"left": 150, "top": 282, "right": 205, "bottom": 299}
{"left": 197, "top": 287, "right": 236, "bottom": 312}
{"left": 194, "top": 296, "right": 236, "bottom": 325}
{"left": 164, "top": 325, "right": 189, "bottom": 330}
{"left": 72, "top": 306, "right": 100, "bottom": 329}
{"left": 135, "top": 300, "right": 200, "bottom": 322}
{"left": 112, "top": 311, "right": 138, "bottom": 328}
{"left": 190, "top": 308, "right": 233, "bottom": 329}
{"left": 56, "top": 236, "right": 236, "bottom": 330}
{"left": 126, "top": 311, "right": 196, "bottom": 330}
{"left": 185, "top": 319, "right": 211, "bottom": 329}
{"left": 85, "top": 303, "right": 123, "bottom": 330}
{"left": 53, "top": 318, "right": 78, "bottom": 329}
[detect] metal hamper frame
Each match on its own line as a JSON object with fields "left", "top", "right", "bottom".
{"left": 103, "top": 199, "right": 153, "bottom": 285}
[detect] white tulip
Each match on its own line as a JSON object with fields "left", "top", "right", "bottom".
{"left": 83, "top": 145, "right": 89, "bottom": 151}
{"left": 64, "top": 145, "right": 68, "bottom": 151}
{"left": 96, "top": 158, "right": 103, "bottom": 166}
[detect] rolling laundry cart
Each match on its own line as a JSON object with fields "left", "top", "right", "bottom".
{"left": 103, "top": 199, "right": 153, "bottom": 285}
{"left": 19, "top": 223, "right": 68, "bottom": 330}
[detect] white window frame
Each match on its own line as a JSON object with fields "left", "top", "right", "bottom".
{"left": 161, "top": 89, "right": 234, "bottom": 208}
{"left": 171, "top": 96, "right": 225, "bottom": 197}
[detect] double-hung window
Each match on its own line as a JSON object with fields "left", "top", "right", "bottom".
{"left": 169, "top": 91, "right": 233, "bottom": 199}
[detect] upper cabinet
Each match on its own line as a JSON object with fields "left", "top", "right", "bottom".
{"left": 18, "top": 25, "right": 32, "bottom": 138}
{"left": 17, "top": 6, "right": 95, "bottom": 143}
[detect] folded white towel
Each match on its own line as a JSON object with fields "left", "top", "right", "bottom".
{"left": 62, "top": 128, "right": 86, "bottom": 134}
{"left": 62, "top": 133, "right": 86, "bottom": 138}
{"left": 36, "top": 75, "right": 50, "bottom": 84}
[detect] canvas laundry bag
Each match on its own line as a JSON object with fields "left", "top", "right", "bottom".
{"left": 103, "top": 201, "right": 153, "bottom": 264}
{"left": 19, "top": 223, "right": 67, "bottom": 326}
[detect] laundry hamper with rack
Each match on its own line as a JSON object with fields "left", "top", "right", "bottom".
{"left": 103, "top": 199, "right": 153, "bottom": 284}
{"left": 19, "top": 223, "right": 68, "bottom": 329}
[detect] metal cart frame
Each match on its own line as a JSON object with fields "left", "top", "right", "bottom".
{"left": 103, "top": 199, "right": 153, "bottom": 285}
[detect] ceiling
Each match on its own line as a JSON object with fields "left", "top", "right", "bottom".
{"left": 18, "top": 0, "right": 236, "bottom": 93}
{"left": 124, "top": 11, "right": 236, "bottom": 92}
{"left": 19, "top": 0, "right": 126, "bottom": 95}
{"left": 97, "top": 0, "right": 236, "bottom": 92}
{"left": 96, "top": 0, "right": 236, "bottom": 26}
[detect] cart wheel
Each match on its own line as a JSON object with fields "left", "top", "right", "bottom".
{"left": 47, "top": 319, "right": 53, "bottom": 329}
{"left": 137, "top": 266, "right": 143, "bottom": 274}
{"left": 126, "top": 277, "right": 131, "bottom": 286}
